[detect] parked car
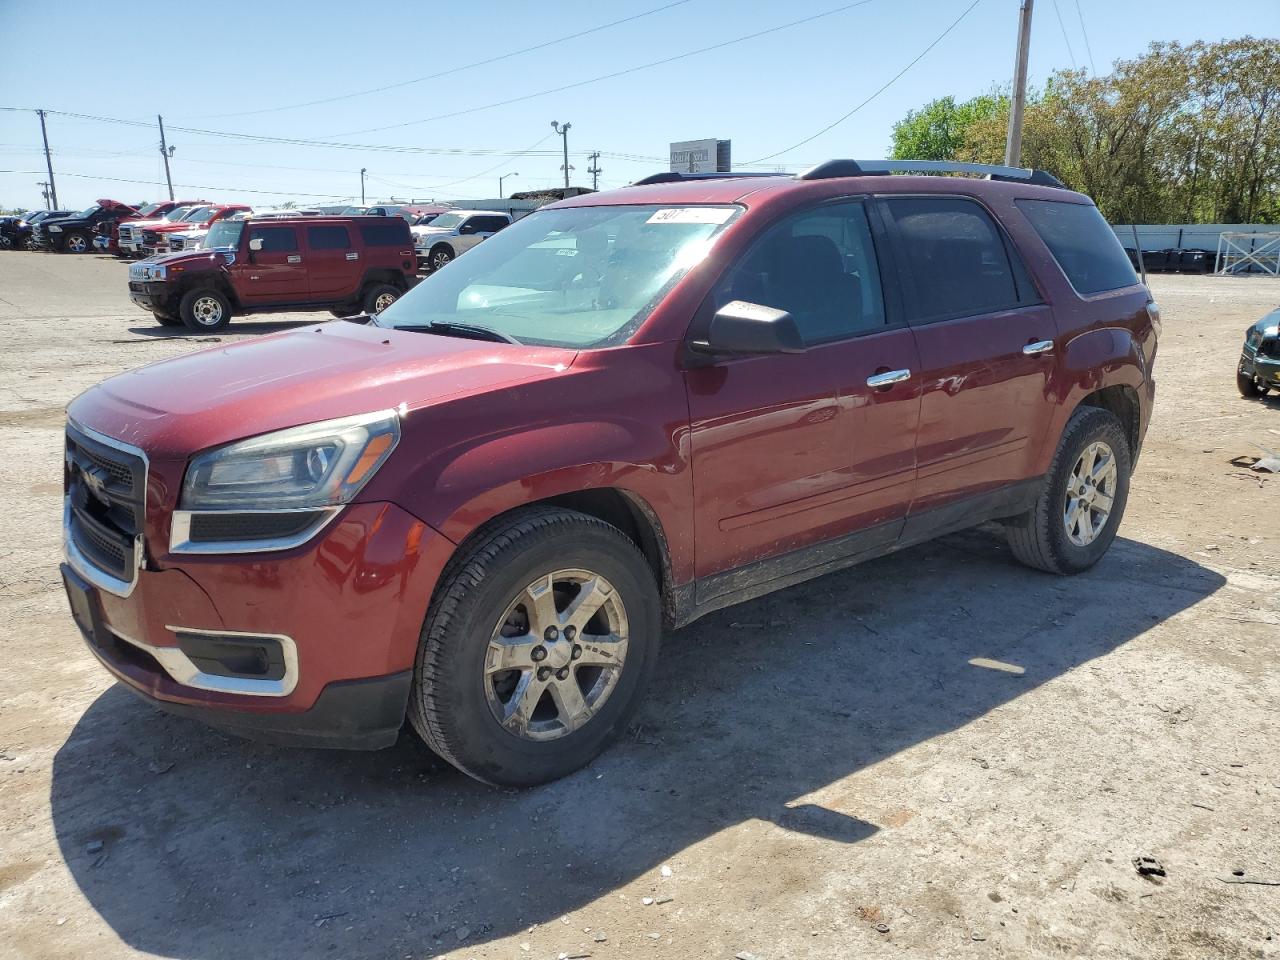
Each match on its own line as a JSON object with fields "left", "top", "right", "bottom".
{"left": 0, "top": 209, "right": 72, "bottom": 249}
{"left": 413, "top": 209, "right": 512, "bottom": 271}
{"left": 125, "top": 214, "right": 416, "bottom": 329}
{"left": 32, "top": 199, "right": 139, "bottom": 253}
{"left": 250, "top": 208, "right": 324, "bottom": 219}
{"left": 112, "top": 201, "right": 208, "bottom": 257}
{"left": 1237, "top": 308, "right": 1280, "bottom": 398}
{"left": 63, "top": 160, "right": 1158, "bottom": 786}
{"left": 138, "top": 204, "right": 253, "bottom": 256}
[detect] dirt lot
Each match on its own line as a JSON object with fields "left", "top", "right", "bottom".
{"left": 0, "top": 251, "right": 1277, "bottom": 960}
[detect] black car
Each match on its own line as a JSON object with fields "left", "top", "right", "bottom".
{"left": 32, "top": 199, "right": 138, "bottom": 253}
{"left": 0, "top": 210, "right": 72, "bottom": 250}
{"left": 1238, "top": 308, "right": 1280, "bottom": 398}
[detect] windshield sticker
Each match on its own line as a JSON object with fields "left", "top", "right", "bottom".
{"left": 645, "top": 207, "right": 735, "bottom": 225}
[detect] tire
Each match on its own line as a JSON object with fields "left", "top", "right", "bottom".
{"left": 428, "top": 244, "right": 454, "bottom": 272}
{"left": 1237, "top": 369, "right": 1267, "bottom": 398}
{"left": 408, "top": 506, "right": 661, "bottom": 787}
{"left": 152, "top": 311, "right": 182, "bottom": 327}
{"left": 361, "top": 282, "right": 401, "bottom": 315}
{"left": 0, "top": 235, "right": 11, "bottom": 250}
{"left": 1005, "top": 406, "right": 1132, "bottom": 575}
{"left": 179, "top": 287, "right": 232, "bottom": 332}
{"left": 63, "top": 231, "right": 91, "bottom": 254}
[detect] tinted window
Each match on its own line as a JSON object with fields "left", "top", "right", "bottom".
{"left": 358, "top": 221, "right": 409, "bottom": 246}
{"left": 248, "top": 226, "right": 298, "bottom": 253}
{"left": 307, "top": 225, "right": 351, "bottom": 250}
{"left": 1017, "top": 199, "right": 1139, "bottom": 294}
{"left": 712, "top": 202, "right": 886, "bottom": 344}
{"left": 477, "top": 216, "right": 509, "bottom": 233}
{"left": 882, "top": 197, "right": 1026, "bottom": 322}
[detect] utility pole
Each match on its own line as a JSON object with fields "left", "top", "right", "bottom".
{"left": 360, "top": 167, "right": 367, "bottom": 204}
{"left": 37, "top": 181, "right": 51, "bottom": 209}
{"left": 36, "top": 109, "right": 58, "bottom": 209}
{"left": 499, "top": 172, "right": 518, "bottom": 199}
{"left": 1004, "top": 0, "right": 1034, "bottom": 167}
{"left": 587, "top": 152, "right": 602, "bottom": 191}
{"left": 157, "top": 115, "right": 175, "bottom": 201}
{"left": 551, "top": 120, "right": 572, "bottom": 190}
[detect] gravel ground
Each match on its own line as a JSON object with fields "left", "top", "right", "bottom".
{"left": 0, "top": 251, "right": 1277, "bottom": 960}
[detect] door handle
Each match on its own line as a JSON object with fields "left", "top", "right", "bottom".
{"left": 1023, "top": 340, "right": 1054, "bottom": 355}
{"left": 866, "top": 368, "right": 911, "bottom": 389}
{"left": 287, "top": 255, "right": 302, "bottom": 264}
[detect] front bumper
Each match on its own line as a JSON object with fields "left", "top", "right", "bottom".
{"left": 1240, "top": 346, "right": 1280, "bottom": 386}
{"left": 128, "top": 280, "right": 174, "bottom": 312}
{"left": 63, "top": 499, "right": 455, "bottom": 750}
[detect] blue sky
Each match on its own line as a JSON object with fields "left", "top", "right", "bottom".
{"left": 1, "top": 0, "right": 1276, "bottom": 210}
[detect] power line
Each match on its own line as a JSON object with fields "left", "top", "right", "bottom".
{"left": 0, "top": 168, "right": 352, "bottom": 199}
{"left": 324, "top": 0, "right": 880, "bottom": 138}
{"left": 189, "top": 0, "right": 695, "bottom": 119}
{"left": 1050, "top": 0, "right": 1077, "bottom": 68}
{"left": 1073, "top": 0, "right": 1097, "bottom": 74}
{"left": 747, "top": 0, "right": 982, "bottom": 164}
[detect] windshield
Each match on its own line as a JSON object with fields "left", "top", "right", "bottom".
{"left": 416, "top": 213, "right": 440, "bottom": 225}
{"left": 341, "top": 206, "right": 369, "bottom": 215}
{"left": 75, "top": 205, "right": 101, "bottom": 219}
{"left": 378, "top": 204, "right": 740, "bottom": 348}
{"left": 162, "top": 206, "right": 194, "bottom": 222}
{"left": 184, "top": 207, "right": 218, "bottom": 224}
{"left": 204, "top": 220, "right": 244, "bottom": 250}
{"left": 425, "top": 213, "right": 464, "bottom": 230}
{"left": 135, "top": 202, "right": 165, "bottom": 217}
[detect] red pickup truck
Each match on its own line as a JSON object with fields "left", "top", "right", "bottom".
{"left": 65, "top": 160, "right": 1157, "bottom": 786}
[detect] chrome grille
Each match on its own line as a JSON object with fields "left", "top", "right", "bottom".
{"left": 65, "top": 423, "right": 147, "bottom": 590}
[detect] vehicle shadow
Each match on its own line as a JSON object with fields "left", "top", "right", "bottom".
{"left": 125, "top": 318, "right": 327, "bottom": 338}
{"left": 49, "top": 529, "right": 1223, "bottom": 958}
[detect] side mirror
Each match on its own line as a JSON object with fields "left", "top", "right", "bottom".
{"left": 248, "top": 237, "right": 264, "bottom": 252}
{"left": 691, "top": 301, "right": 806, "bottom": 358}
{"left": 458, "top": 223, "right": 476, "bottom": 235}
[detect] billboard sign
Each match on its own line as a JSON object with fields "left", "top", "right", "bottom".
{"left": 669, "top": 139, "right": 731, "bottom": 173}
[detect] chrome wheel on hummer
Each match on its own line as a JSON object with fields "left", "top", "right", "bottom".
{"left": 179, "top": 287, "right": 232, "bottom": 332}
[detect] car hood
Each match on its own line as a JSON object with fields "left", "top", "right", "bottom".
{"left": 67, "top": 321, "right": 578, "bottom": 459}
{"left": 412, "top": 226, "right": 456, "bottom": 238}
{"left": 1250, "top": 309, "right": 1280, "bottom": 339}
{"left": 121, "top": 217, "right": 180, "bottom": 229}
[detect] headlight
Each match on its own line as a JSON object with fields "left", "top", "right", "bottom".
{"left": 180, "top": 411, "right": 400, "bottom": 510}
{"left": 150, "top": 263, "right": 167, "bottom": 281}
{"left": 48, "top": 224, "right": 63, "bottom": 233}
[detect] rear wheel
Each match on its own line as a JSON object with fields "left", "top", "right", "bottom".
{"left": 63, "top": 231, "right": 90, "bottom": 254}
{"left": 1237, "top": 369, "right": 1268, "bottom": 398}
{"left": 179, "top": 287, "right": 232, "bottom": 332}
{"left": 1005, "top": 406, "right": 1131, "bottom": 574}
{"left": 408, "top": 507, "right": 661, "bottom": 787}
{"left": 361, "top": 282, "right": 401, "bottom": 315}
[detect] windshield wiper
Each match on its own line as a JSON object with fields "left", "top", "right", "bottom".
{"left": 392, "top": 322, "right": 522, "bottom": 345}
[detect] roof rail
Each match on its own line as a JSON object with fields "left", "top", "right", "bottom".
{"left": 630, "top": 171, "right": 791, "bottom": 186}
{"left": 796, "top": 159, "right": 1066, "bottom": 188}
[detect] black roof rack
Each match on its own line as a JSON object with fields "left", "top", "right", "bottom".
{"left": 629, "top": 171, "right": 791, "bottom": 186}
{"left": 796, "top": 159, "right": 1066, "bottom": 188}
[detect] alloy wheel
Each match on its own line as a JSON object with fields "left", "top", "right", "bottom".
{"left": 431, "top": 249, "right": 452, "bottom": 270}
{"left": 66, "top": 234, "right": 87, "bottom": 253}
{"left": 374, "top": 291, "right": 397, "bottom": 312}
{"left": 1063, "top": 440, "right": 1118, "bottom": 546}
{"left": 191, "top": 296, "right": 224, "bottom": 326}
{"left": 484, "top": 569, "right": 629, "bottom": 742}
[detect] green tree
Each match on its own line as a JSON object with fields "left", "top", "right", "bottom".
{"left": 889, "top": 92, "right": 1008, "bottom": 161}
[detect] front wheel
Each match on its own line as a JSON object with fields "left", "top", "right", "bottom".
{"left": 63, "top": 231, "right": 91, "bottom": 254}
{"left": 179, "top": 287, "right": 232, "bottom": 331}
{"left": 408, "top": 507, "right": 661, "bottom": 787}
{"left": 1005, "top": 406, "right": 1132, "bottom": 574}
{"left": 361, "top": 282, "right": 401, "bottom": 315}
{"left": 1237, "top": 369, "right": 1268, "bottom": 398}
{"left": 428, "top": 244, "right": 454, "bottom": 271}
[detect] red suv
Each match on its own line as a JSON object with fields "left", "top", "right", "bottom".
{"left": 126, "top": 215, "right": 416, "bottom": 330}
{"left": 63, "top": 161, "right": 1158, "bottom": 786}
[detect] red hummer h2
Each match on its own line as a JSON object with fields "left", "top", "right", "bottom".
{"left": 126, "top": 214, "right": 416, "bottom": 330}
{"left": 65, "top": 161, "right": 1158, "bottom": 786}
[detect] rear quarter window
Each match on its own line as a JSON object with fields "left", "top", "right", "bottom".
{"left": 307, "top": 225, "right": 351, "bottom": 250}
{"left": 1016, "top": 200, "right": 1139, "bottom": 295}
{"left": 358, "top": 221, "right": 411, "bottom": 247}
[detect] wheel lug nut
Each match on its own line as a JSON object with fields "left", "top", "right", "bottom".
{"left": 544, "top": 626, "right": 559, "bottom": 641}
{"left": 537, "top": 666, "right": 552, "bottom": 681}
{"left": 572, "top": 644, "right": 583, "bottom": 660}
{"left": 556, "top": 667, "right": 570, "bottom": 681}
{"left": 564, "top": 626, "right": 576, "bottom": 640}
{"left": 531, "top": 645, "right": 547, "bottom": 662}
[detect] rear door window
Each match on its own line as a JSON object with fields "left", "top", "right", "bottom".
{"left": 1016, "top": 199, "right": 1139, "bottom": 294}
{"left": 307, "top": 225, "right": 351, "bottom": 250}
{"left": 477, "top": 216, "right": 509, "bottom": 233}
{"left": 881, "top": 196, "right": 1033, "bottom": 323}
{"left": 248, "top": 225, "right": 298, "bottom": 253}
{"left": 358, "top": 221, "right": 409, "bottom": 246}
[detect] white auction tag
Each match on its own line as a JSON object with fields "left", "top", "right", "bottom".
{"left": 645, "top": 207, "right": 735, "bottom": 225}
